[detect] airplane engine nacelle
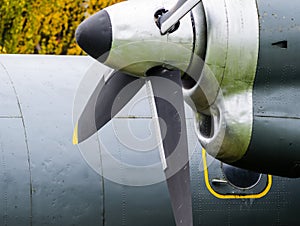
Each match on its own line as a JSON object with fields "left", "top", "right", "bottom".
{"left": 76, "top": 0, "right": 300, "bottom": 178}
{"left": 186, "top": 0, "right": 300, "bottom": 178}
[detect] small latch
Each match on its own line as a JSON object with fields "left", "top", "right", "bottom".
{"left": 211, "top": 178, "right": 228, "bottom": 185}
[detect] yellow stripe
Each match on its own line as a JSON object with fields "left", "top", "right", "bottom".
{"left": 202, "top": 149, "right": 272, "bottom": 199}
{"left": 72, "top": 123, "right": 78, "bottom": 145}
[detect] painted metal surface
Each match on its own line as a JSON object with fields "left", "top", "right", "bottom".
{"left": 0, "top": 62, "right": 20, "bottom": 117}
{"left": 188, "top": 0, "right": 259, "bottom": 163}
{"left": 0, "top": 53, "right": 300, "bottom": 225}
{"left": 190, "top": 148, "right": 300, "bottom": 226}
{"left": 235, "top": 0, "right": 300, "bottom": 177}
{"left": 0, "top": 55, "right": 104, "bottom": 225}
{"left": 104, "top": 0, "right": 206, "bottom": 76}
{"left": 0, "top": 59, "right": 31, "bottom": 225}
{"left": 0, "top": 119, "right": 31, "bottom": 225}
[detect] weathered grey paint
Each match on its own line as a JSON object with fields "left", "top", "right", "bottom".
{"left": 0, "top": 55, "right": 104, "bottom": 225}
{"left": 234, "top": 0, "right": 300, "bottom": 177}
{"left": 186, "top": 0, "right": 260, "bottom": 164}
{"left": 0, "top": 54, "right": 300, "bottom": 226}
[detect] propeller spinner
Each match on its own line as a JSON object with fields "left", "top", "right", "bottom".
{"left": 73, "top": 0, "right": 206, "bottom": 225}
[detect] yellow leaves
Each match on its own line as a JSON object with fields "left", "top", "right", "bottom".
{"left": 0, "top": 0, "right": 124, "bottom": 55}
{"left": 0, "top": 45, "right": 7, "bottom": 54}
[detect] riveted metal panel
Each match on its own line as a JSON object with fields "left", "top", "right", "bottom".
{"left": 194, "top": 0, "right": 259, "bottom": 163}
{"left": 0, "top": 55, "right": 104, "bottom": 225}
{"left": 0, "top": 118, "right": 31, "bottom": 225}
{"left": 0, "top": 54, "right": 300, "bottom": 225}
{"left": 236, "top": 0, "right": 300, "bottom": 177}
{"left": 99, "top": 116, "right": 198, "bottom": 226}
{"left": 116, "top": 85, "right": 195, "bottom": 119}
{"left": 253, "top": 0, "right": 300, "bottom": 118}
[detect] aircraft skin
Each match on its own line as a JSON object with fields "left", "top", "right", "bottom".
{"left": 232, "top": 0, "right": 300, "bottom": 178}
{"left": 0, "top": 54, "right": 299, "bottom": 226}
{"left": 1, "top": 0, "right": 300, "bottom": 225}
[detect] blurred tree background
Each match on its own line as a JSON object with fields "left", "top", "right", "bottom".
{"left": 0, "top": 0, "right": 122, "bottom": 55}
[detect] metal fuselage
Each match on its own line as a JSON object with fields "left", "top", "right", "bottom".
{"left": 0, "top": 0, "right": 300, "bottom": 225}
{"left": 0, "top": 55, "right": 299, "bottom": 226}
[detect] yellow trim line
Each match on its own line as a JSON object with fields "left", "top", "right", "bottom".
{"left": 72, "top": 123, "right": 78, "bottom": 145}
{"left": 202, "top": 149, "right": 272, "bottom": 199}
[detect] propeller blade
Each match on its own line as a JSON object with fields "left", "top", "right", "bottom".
{"left": 146, "top": 68, "right": 193, "bottom": 226}
{"left": 73, "top": 71, "right": 144, "bottom": 144}
{"left": 159, "top": 0, "right": 201, "bottom": 34}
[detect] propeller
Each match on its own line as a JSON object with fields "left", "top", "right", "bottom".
{"left": 73, "top": 71, "right": 144, "bottom": 144}
{"left": 73, "top": 4, "right": 194, "bottom": 226}
{"left": 73, "top": 66, "right": 194, "bottom": 225}
{"left": 158, "top": 0, "right": 201, "bottom": 34}
{"left": 146, "top": 67, "right": 193, "bottom": 226}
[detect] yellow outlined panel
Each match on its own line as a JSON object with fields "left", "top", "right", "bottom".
{"left": 202, "top": 149, "right": 272, "bottom": 199}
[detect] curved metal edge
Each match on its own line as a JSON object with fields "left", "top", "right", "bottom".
{"left": 202, "top": 149, "right": 272, "bottom": 199}
{"left": 195, "top": 0, "right": 259, "bottom": 162}
{"left": 104, "top": 0, "right": 195, "bottom": 76}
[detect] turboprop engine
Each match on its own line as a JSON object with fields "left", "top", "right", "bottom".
{"left": 74, "top": 0, "right": 300, "bottom": 224}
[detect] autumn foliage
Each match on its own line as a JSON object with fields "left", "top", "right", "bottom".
{"left": 0, "top": 0, "right": 123, "bottom": 54}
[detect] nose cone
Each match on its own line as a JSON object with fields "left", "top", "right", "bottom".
{"left": 75, "top": 10, "right": 112, "bottom": 62}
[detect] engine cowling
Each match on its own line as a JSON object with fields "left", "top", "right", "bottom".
{"left": 187, "top": 0, "right": 300, "bottom": 178}
{"left": 76, "top": 0, "right": 300, "bottom": 178}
